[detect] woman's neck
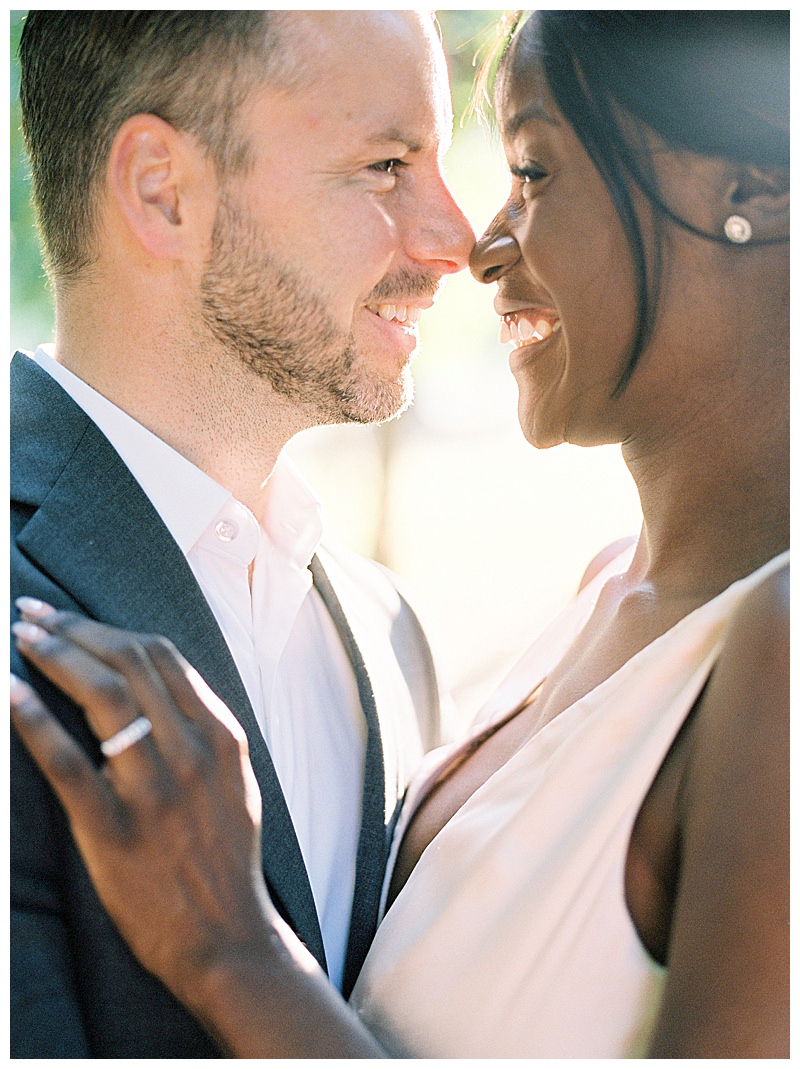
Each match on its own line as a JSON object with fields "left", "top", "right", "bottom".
{"left": 623, "top": 387, "right": 788, "bottom": 601}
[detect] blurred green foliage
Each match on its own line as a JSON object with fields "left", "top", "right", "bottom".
{"left": 437, "top": 10, "right": 506, "bottom": 126}
{"left": 11, "top": 9, "right": 54, "bottom": 350}
{"left": 9, "top": 10, "right": 505, "bottom": 352}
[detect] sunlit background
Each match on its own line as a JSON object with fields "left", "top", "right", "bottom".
{"left": 10, "top": 11, "right": 642, "bottom": 727}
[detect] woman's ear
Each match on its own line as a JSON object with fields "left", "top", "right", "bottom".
{"left": 724, "top": 165, "right": 790, "bottom": 243}
{"left": 107, "top": 114, "right": 199, "bottom": 260}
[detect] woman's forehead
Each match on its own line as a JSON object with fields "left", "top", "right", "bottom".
{"left": 495, "top": 45, "right": 558, "bottom": 138}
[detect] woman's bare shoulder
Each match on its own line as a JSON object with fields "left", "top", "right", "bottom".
{"left": 732, "top": 556, "right": 788, "bottom": 624}
{"left": 647, "top": 559, "right": 789, "bottom": 1057}
{"left": 683, "top": 556, "right": 789, "bottom": 830}
{"left": 712, "top": 557, "right": 789, "bottom": 696}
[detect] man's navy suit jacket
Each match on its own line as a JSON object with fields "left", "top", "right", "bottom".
{"left": 10, "top": 351, "right": 443, "bottom": 1057}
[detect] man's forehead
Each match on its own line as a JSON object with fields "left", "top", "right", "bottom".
{"left": 282, "top": 9, "right": 440, "bottom": 71}
{"left": 359, "top": 91, "right": 453, "bottom": 156}
{"left": 277, "top": 13, "right": 452, "bottom": 148}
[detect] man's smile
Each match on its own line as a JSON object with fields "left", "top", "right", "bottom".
{"left": 365, "top": 302, "right": 424, "bottom": 325}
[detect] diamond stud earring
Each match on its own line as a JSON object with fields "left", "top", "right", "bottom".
{"left": 724, "top": 215, "right": 752, "bottom": 244}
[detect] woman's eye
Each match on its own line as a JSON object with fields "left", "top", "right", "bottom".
{"left": 511, "top": 162, "right": 548, "bottom": 186}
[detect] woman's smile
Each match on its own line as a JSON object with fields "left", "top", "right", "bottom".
{"left": 498, "top": 310, "right": 562, "bottom": 347}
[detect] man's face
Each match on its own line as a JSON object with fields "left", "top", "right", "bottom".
{"left": 198, "top": 11, "right": 474, "bottom": 425}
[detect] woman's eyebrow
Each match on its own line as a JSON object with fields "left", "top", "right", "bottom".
{"left": 502, "top": 102, "right": 559, "bottom": 140}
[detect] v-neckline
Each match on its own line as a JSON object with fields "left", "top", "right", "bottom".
{"left": 384, "top": 548, "right": 789, "bottom": 914}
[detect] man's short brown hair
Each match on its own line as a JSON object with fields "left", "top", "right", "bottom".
{"left": 19, "top": 11, "right": 300, "bottom": 286}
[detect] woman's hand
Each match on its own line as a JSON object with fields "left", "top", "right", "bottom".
{"left": 10, "top": 600, "right": 272, "bottom": 1007}
{"left": 10, "top": 599, "right": 384, "bottom": 1057}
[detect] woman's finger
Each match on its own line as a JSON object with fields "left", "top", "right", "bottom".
{"left": 14, "top": 602, "right": 237, "bottom": 752}
{"left": 13, "top": 609, "right": 254, "bottom": 817}
{"left": 16, "top": 599, "right": 247, "bottom": 750}
{"left": 10, "top": 672, "right": 120, "bottom": 834}
{"left": 12, "top": 612, "right": 193, "bottom": 761}
{"left": 146, "top": 637, "right": 250, "bottom": 747}
{"left": 144, "top": 643, "right": 262, "bottom": 826}
{"left": 12, "top": 622, "right": 167, "bottom": 787}
{"left": 16, "top": 602, "right": 183, "bottom": 709}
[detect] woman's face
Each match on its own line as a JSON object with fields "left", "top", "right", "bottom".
{"left": 469, "top": 50, "right": 638, "bottom": 450}
{"left": 470, "top": 36, "right": 735, "bottom": 454}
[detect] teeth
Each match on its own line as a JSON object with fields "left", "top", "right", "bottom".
{"left": 518, "top": 318, "right": 536, "bottom": 342}
{"left": 369, "top": 303, "right": 423, "bottom": 325}
{"left": 500, "top": 313, "right": 561, "bottom": 348}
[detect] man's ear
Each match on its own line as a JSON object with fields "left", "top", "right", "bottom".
{"left": 724, "top": 165, "right": 790, "bottom": 243}
{"left": 107, "top": 114, "right": 201, "bottom": 260}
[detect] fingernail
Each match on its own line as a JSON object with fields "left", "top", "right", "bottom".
{"left": 15, "top": 597, "right": 54, "bottom": 619}
{"left": 10, "top": 672, "right": 27, "bottom": 699}
{"left": 9, "top": 673, "right": 37, "bottom": 722}
{"left": 11, "top": 621, "right": 47, "bottom": 644}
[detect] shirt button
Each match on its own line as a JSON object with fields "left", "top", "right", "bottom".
{"left": 215, "top": 519, "right": 239, "bottom": 542}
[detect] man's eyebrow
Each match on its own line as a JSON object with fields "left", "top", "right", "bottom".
{"left": 502, "top": 102, "right": 559, "bottom": 139}
{"left": 365, "top": 129, "right": 423, "bottom": 153}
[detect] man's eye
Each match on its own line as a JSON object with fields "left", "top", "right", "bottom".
{"left": 371, "top": 159, "right": 405, "bottom": 176}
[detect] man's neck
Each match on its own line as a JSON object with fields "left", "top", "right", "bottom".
{"left": 51, "top": 323, "right": 320, "bottom": 518}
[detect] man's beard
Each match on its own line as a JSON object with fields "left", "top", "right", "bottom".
{"left": 198, "top": 198, "right": 424, "bottom": 425}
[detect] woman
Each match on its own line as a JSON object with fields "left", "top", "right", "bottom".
{"left": 11, "top": 10, "right": 788, "bottom": 1057}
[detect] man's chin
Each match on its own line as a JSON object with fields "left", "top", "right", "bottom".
{"left": 328, "top": 372, "right": 414, "bottom": 427}
{"left": 356, "top": 373, "right": 414, "bottom": 425}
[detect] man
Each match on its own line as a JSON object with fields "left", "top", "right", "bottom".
{"left": 11, "top": 11, "right": 473, "bottom": 1057}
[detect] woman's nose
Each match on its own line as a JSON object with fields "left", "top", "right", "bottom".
{"left": 469, "top": 225, "right": 520, "bottom": 285}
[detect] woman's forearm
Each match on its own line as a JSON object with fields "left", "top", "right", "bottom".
{"left": 186, "top": 915, "right": 385, "bottom": 1058}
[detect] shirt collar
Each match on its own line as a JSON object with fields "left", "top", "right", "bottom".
{"left": 30, "top": 346, "right": 323, "bottom": 567}
{"left": 260, "top": 452, "right": 324, "bottom": 570}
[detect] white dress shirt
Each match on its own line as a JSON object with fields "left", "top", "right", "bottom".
{"left": 30, "top": 346, "right": 366, "bottom": 990}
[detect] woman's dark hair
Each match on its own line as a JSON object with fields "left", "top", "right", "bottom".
{"left": 488, "top": 11, "right": 789, "bottom": 392}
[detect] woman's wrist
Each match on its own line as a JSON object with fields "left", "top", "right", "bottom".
{"left": 184, "top": 927, "right": 289, "bottom": 1056}
{"left": 174, "top": 890, "right": 284, "bottom": 1041}
{"left": 184, "top": 911, "right": 384, "bottom": 1058}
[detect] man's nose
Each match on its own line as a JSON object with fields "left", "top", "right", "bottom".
{"left": 406, "top": 177, "right": 475, "bottom": 276}
{"left": 469, "top": 218, "right": 521, "bottom": 284}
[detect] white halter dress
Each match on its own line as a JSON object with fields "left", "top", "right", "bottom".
{"left": 350, "top": 549, "right": 788, "bottom": 1058}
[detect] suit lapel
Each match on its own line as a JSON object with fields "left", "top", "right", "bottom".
{"left": 309, "top": 557, "right": 388, "bottom": 997}
{"left": 12, "top": 355, "right": 325, "bottom": 967}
